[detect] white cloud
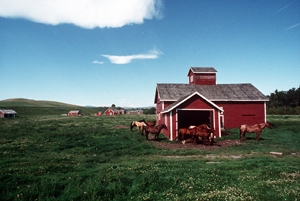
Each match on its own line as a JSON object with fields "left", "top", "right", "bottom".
{"left": 0, "top": 0, "right": 164, "bottom": 29}
{"left": 92, "top": 60, "right": 104, "bottom": 65}
{"left": 102, "top": 49, "right": 163, "bottom": 64}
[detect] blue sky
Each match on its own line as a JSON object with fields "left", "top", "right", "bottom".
{"left": 1, "top": 0, "right": 299, "bottom": 107}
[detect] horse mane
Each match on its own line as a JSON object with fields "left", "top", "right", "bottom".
{"left": 130, "top": 121, "right": 136, "bottom": 131}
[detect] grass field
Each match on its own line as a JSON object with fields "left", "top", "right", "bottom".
{"left": 0, "top": 113, "right": 299, "bottom": 200}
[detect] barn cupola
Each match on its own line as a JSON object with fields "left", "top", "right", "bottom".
{"left": 187, "top": 67, "right": 217, "bottom": 85}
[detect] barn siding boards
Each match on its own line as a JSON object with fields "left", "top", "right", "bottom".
{"left": 188, "top": 67, "right": 217, "bottom": 85}
{"left": 154, "top": 67, "right": 268, "bottom": 141}
{"left": 216, "top": 101, "right": 266, "bottom": 128}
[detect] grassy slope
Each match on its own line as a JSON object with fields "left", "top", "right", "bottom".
{"left": 0, "top": 113, "right": 299, "bottom": 200}
{"left": 0, "top": 98, "right": 102, "bottom": 116}
{"left": 0, "top": 98, "right": 79, "bottom": 107}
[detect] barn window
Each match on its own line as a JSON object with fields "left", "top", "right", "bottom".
{"left": 190, "top": 75, "right": 193, "bottom": 82}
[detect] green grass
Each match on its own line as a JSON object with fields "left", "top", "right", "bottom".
{"left": 0, "top": 114, "right": 299, "bottom": 200}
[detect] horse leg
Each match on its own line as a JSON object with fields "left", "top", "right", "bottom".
{"left": 256, "top": 132, "right": 261, "bottom": 141}
{"left": 156, "top": 133, "right": 159, "bottom": 141}
{"left": 240, "top": 130, "right": 244, "bottom": 142}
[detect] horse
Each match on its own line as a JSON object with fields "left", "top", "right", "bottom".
{"left": 179, "top": 124, "right": 211, "bottom": 144}
{"left": 144, "top": 124, "right": 168, "bottom": 141}
{"left": 179, "top": 127, "right": 195, "bottom": 142}
{"left": 192, "top": 126, "right": 215, "bottom": 146}
{"left": 240, "top": 122, "right": 274, "bottom": 142}
{"left": 145, "top": 120, "right": 156, "bottom": 126}
{"left": 130, "top": 120, "right": 147, "bottom": 132}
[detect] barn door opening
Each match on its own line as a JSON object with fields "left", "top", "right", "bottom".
{"left": 177, "top": 110, "right": 211, "bottom": 129}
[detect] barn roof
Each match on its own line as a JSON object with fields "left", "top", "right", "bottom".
{"left": 155, "top": 83, "right": 269, "bottom": 103}
{"left": 188, "top": 67, "right": 217, "bottom": 75}
{"left": 0, "top": 109, "right": 17, "bottom": 114}
{"left": 68, "top": 110, "right": 80, "bottom": 113}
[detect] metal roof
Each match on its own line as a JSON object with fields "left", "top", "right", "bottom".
{"left": 189, "top": 67, "right": 217, "bottom": 74}
{"left": 0, "top": 109, "right": 17, "bottom": 114}
{"left": 155, "top": 83, "right": 269, "bottom": 103}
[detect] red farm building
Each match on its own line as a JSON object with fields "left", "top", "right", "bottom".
{"left": 68, "top": 110, "right": 81, "bottom": 116}
{"left": 0, "top": 109, "right": 17, "bottom": 118}
{"left": 104, "top": 108, "right": 125, "bottom": 116}
{"left": 154, "top": 67, "right": 269, "bottom": 141}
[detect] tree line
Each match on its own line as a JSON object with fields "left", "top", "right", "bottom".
{"left": 267, "top": 86, "right": 300, "bottom": 115}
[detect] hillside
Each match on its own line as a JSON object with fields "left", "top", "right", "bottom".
{"left": 0, "top": 98, "right": 101, "bottom": 116}
{"left": 0, "top": 98, "right": 79, "bottom": 108}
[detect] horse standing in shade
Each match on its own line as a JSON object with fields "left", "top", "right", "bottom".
{"left": 192, "top": 126, "right": 215, "bottom": 146}
{"left": 179, "top": 124, "right": 211, "bottom": 144}
{"left": 130, "top": 120, "right": 147, "bottom": 132}
{"left": 240, "top": 122, "right": 274, "bottom": 142}
{"left": 144, "top": 124, "right": 168, "bottom": 141}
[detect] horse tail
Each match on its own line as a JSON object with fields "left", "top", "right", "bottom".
{"left": 130, "top": 122, "right": 134, "bottom": 131}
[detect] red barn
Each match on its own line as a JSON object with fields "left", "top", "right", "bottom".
{"left": 0, "top": 109, "right": 17, "bottom": 118}
{"left": 154, "top": 67, "right": 268, "bottom": 140}
{"left": 68, "top": 110, "right": 81, "bottom": 116}
{"left": 104, "top": 108, "right": 116, "bottom": 116}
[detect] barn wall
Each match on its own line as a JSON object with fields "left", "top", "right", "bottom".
{"left": 215, "top": 101, "right": 266, "bottom": 128}
{"left": 180, "top": 95, "right": 214, "bottom": 109}
{"left": 188, "top": 72, "right": 216, "bottom": 85}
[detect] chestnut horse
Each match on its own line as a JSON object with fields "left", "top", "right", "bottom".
{"left": 240, "top": 122, "right": 274, "bottom": 142}
{"left": 145, "top": 120, "right": 156, "bottom": 126}
{"left": 192, "top": 127, "right": 215, "bottom": 146}
{"left": 144, "top": 124, "right": 168, "bottom": 141}
{"left": 179, "top": 124, "right": 210, "bottom": 143}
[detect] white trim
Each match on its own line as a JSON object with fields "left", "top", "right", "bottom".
{"left": 161, "top": 91, "right": 223, "bottom": 114}
{"left": 217, "top": 111, "right": 221, "bottom": 138}
{"left": 160, "top": 99, "right": 268, "bottom": 102}
{"left": 264, "top": 101, "right": 267, "bottom": 122}
{"left": 176, "top": 112, "right": 178, "bottom": 139}
{"left": 169, "top": 111, "right": 173, "bottom": 141}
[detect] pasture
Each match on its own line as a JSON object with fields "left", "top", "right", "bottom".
{"left": 0, "top": 114, "right": 300, "bottom": 200}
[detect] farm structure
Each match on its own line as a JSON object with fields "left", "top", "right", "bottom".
{"left": 104, "top": 108, "right": 125, "bottom": 116}
{"left": 94, "top": 111, "right": 102, "bottom": 116}
{"left": 68, "top": 110, "right": 81, "bottom": 116}
{"left": 154, "top": 67, "right": 269, "bottom": 141}
{"left": 0, "top": 109, "right": 17, "bottom": 118}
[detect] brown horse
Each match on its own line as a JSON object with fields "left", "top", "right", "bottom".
{"left": 179, "top": 124, "right": 211, "bottom": 143}
{"left": 192, "top": 126, "right": 215, "bottom": 146}
{"left": 144, "top": 124, "right": 168, "bottom": 141}
{"left": 145, "top": 120, "right": 156, "bottom": 126}
{"left": 130, "top": 120, "right": 147, "bottom": 132}
{"left": 240, "top": 122, "right": 274, "bottom": 142}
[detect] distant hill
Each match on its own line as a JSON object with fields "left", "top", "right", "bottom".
{"left": 0, "top": 98, "right": 101, "bottom": 116}
{"left": 0, "top": 98, "right": 80, "bottom": 108}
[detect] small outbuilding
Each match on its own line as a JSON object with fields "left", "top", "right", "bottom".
{"left": 0, "top": 109, "right": 17, "bottom": 118}
{"left": 68, "top": 110, "right": 81, "bottom": 116}
{"left": 104, "top": 108, "right": 125, "bottom": 116}
{"left": 95, "top": 111, "right": 102, "bottom": 116}
{"left": 155, "top": 67, "right": 269, "bottom": 140}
